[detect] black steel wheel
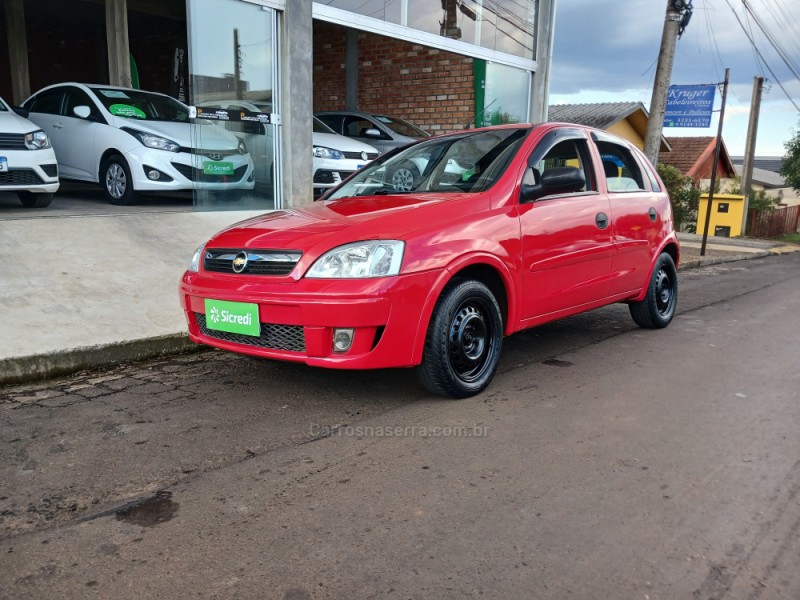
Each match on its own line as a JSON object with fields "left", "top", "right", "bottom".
{"left": 629, "top": 252, "right": 678, "bottom": 329}
{"left": 101, "top": 154, "right": 139, "bottom": 205}
{"left": 417, "top": 278, "right": 503, "bottom": 398}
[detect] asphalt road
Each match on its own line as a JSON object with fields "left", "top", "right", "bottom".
{"left": 2, "top": 253, "right": 799, "bottom": 599}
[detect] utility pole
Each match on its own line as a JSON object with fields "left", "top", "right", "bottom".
{"left": 644, "top": 0, "right": 693, "bottom": 166}
{"left": 739, "top": 76, "right": 764, "bottom": 236}
{"left": 700, "top": 68, "right": 730, "bottom": 256}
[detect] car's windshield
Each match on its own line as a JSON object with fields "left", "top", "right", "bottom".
{"left": 374, "top": 115, "right": 430, "bottom": 138}
{"left": 327, "top": 127, "right": 529, "bottom": 199}
{"left": 313, "top": 117, "right": 336, "bottom": 134}
{"left": 0, "top": 97, "right": 8, "bottom": 111}
{"left": 90, "top": 88, "right": 190, "bottom": 122}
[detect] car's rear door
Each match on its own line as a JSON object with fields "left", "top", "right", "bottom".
{"left": 519, "top": 128, "right": 614, "bottom": 320}
{"left": 591, "top": 133, "right": 663, "bottom": 295}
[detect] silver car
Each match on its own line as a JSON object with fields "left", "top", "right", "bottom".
{"left": 315, "top": 111, "right": 430, "bottom": 155}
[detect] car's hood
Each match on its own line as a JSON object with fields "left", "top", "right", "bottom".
{"left": 0, "top": 110, "right": 39, "bottom": 135}
{"left": 312, "top": 131, "right": 378, "bottom": 153}
{"left": 108, "top": 117, "right": 241, "bottom": 150}
{"left": 207, "top": 193, "right": 477, "bottom": 254}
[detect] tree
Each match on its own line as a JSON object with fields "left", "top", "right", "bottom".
{"left": 656, "top": 163, "right": 701, "bottom": 232}
{"left": 781, "top": 121, "right": 800, "bottom": 193}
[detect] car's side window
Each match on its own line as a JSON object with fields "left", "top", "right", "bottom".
{"left": 343, "top": 116, "right": 388, "bottom": 139}
{"left": 525, "top": 138, "right": 597, "bottom": 195}
{"left": 595, "top": 141, "right": 647, "bottom": 192}
{"left": 27, "top": 90, "right": 63, "bottom": 115}
{"left": 63, "top": 88, "right": 96, "bottom": 119}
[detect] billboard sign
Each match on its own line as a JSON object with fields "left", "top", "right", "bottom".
{"left": 664, "top": 84, "right": 716, "bottom": 127}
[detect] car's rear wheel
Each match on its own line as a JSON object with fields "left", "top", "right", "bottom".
{"left": 18, "top": 191, "right": 53, "bottom": 208}
{"left": 416, "top": 279, "right": 503, "bottom": 398}
{"left": 629, "top": 252, "right": 678, "bottom": 329}
{"left": 102, "top": 155, "right": 139, "bottom": 205}
{"left": 388, "top": 161, "right": 420, "bottom": 192}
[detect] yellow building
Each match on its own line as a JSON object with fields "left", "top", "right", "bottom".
{"left": 695, "top": 193, "right": 746, "bottom": 238}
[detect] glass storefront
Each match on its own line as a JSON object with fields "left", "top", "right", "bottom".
{"left": 186, "top": 0, "right": 280, "bottom": 210}
{"left": 474, "top": 60, "right": 531, "bottom": 127}
{"left": 321, "top": 0, "right": 537, "bottom": 60}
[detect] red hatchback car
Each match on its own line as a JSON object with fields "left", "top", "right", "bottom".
{"left": 180, "top": 123, "right": 679, "bottom": 398}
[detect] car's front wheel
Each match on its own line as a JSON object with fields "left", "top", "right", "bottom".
{"left": 629, "top": 252, "right": 678, "bottom": 328}
{"left": 417, "top": 279, "right": 504, "bottom": 398}
{"left": 18, "top": 191, "right": 53, "bottom": 208}
{"left": 101, "top": 155, "right": 139, "bottom": 205}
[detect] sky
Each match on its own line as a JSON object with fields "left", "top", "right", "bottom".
{"left": 548, "top": 0, "right": 800, "bottom": 157}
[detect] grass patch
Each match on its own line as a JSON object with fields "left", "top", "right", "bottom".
{"left": 778, "top": 232, "right": 800, "bottom": 244}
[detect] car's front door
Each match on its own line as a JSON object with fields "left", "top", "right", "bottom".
{"left": 55, "top": 87, "right": 102, "bottom": 181}
{"left": 519, "top": 131, "right": 614, "bottom": 321}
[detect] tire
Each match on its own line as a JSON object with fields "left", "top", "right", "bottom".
{"left": 388, "top": 161, "right": 420, "bottom": 192}
{"left": 101, "top": 155, "right": 139, "bottom": 205}
{"left": 416, "top": 279, "right": 504, "bottom": 398}
{"left": 18, "top": 191, "right": 53, "bottom": 208}
{"left": 629, "top": 252, "right": 678, "bottom": 329}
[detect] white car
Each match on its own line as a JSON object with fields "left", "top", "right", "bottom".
{"left": 0, "top": 96, "right": 59, "bottom": 208}
{"left": 197, "top": 99, "right": 379, "bottom": 196}
{"left": 22, "top": 83, "right": 255, "bottom": 205}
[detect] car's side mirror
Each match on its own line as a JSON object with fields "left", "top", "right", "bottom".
{"left": 73, "top": 105, "right": 92, "bottom": 119}
{"left": 13, "top": 107, "right": 30, "bottom": 119}
{"left": 521, "top": 166, "right": 586, "bottom": 202}
{"left": 362, "top": 128, "right": 382, "bottom": 138}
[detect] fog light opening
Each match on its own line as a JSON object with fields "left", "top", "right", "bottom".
{"left": 147, "top": 169, "right": 161, "bottom": 181}
{"left": 333, "top": 328, "right": 355, "bottom": 353}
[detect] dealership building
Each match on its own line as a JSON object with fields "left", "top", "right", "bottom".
{"left": 1, "top": 0, "right": 555, "bottom": 210}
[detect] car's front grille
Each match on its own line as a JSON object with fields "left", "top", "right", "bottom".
{"left": 196, "top": 313, "right": 305, "bottom": 352}
{"left": 342, "top": 151, "right": 379, "bottom": 160}
{"left": 172, "top": 163, "right": 248, "bottom": 183}
{"left": 178, "top": 147, "right": 242, "bottom": 159}
{"left": 203, "top": 248, "right": 301, "bottom": 276}
{"left": 0, "top": 169, "right": 44, "bottom": 186}
{"left": 313, "top": 170, "right": 355, "bottom": 184}
{"left": 0, "top": 133, "right": 27, "bottom": 150}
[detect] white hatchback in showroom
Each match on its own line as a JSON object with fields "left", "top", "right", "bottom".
{"left": 0, "top": 96, "right": 59, "bottom": 208}
{"left": 22, "top": 83, "right": 254, "bottom": 205}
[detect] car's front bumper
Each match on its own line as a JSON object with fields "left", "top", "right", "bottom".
{"left": 125, "top": 148, "right": 256, "bottom": 192}
{"left": 0, "top": 147, "right": 59, "bottom": 193}
{"left": 180, "top": 269, "right": 442, "bottom": 369}
{"left": 312, "top": 156, "right": 368, "bottom": 194}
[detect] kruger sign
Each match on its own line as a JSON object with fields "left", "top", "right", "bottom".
{"left": 664, "top": 84, "right": 716, "bottom": 128}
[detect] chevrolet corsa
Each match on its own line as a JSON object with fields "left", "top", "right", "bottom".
{"left": 180, "top": 123, "right": 679, "bottom": 398}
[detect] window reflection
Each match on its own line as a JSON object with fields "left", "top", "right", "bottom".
{"left": 320, "top": 0, "right": 537, "bottom": 59}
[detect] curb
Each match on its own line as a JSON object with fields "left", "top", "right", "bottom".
{"left": 0, "top": 334, "right": 202, "bottom": 386}
{"left": 679, "top": 250, "right": 772, "bottom": 270}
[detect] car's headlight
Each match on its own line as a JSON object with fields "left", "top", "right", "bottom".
{"left": 306, "top": 241, "right": 405, "bottom": 278}
{"left": 188, "top": 244, "right": 205, "bottom": 272}
{"left": 313, "top": 146, "right": 344, "bottom": 160}
{"left": 24, "top": 130, "right": 51, "bottom": 150}
{"left": 122, "top": 127, "right": 180, "bottom": 152}
{"left": 237, "top": 137, "right": 248, "bottom": 154}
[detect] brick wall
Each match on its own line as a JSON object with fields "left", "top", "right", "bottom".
{"left": 313, "top": 22, "right": 474, "bottom": 134}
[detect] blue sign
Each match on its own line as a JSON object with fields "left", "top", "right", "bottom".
{"left": 664, "top": 84, "right": 716, "bottom": 128}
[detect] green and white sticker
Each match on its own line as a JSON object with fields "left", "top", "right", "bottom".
{"left": 109, "top": 104, "right": 146, "bottom": 119}
{"left": 203, "top": 161, "right": 235, "bottom": 176}
{"left": 204, "top": 299, "right": 260, "bottom": 337}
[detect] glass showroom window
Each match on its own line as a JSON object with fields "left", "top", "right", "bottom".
{"left": 475, "top": 61, "right": 531, "bottom": 127}
{"left": 321, "top": 0, "right": 538, "bottom": 60}
{"left": 187, "top": 0, "right": 280, "bottom": 210}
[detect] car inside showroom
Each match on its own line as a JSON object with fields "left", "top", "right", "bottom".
{"left": 0, "top": 0, "right": 554, "bottom": 212}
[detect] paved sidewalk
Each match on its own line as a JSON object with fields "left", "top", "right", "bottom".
{"left": 0, "top": 214, "right": 796, "bottom": 385}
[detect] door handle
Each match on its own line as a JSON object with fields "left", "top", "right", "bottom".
{"left": 648, "top": 207, "right": 658, "bottom": 222}
{"left": 595, "top": 212, "right": 609, "bottom": 229}
{"left": 53, "top": 123, "right": 64, "bottom": 129}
